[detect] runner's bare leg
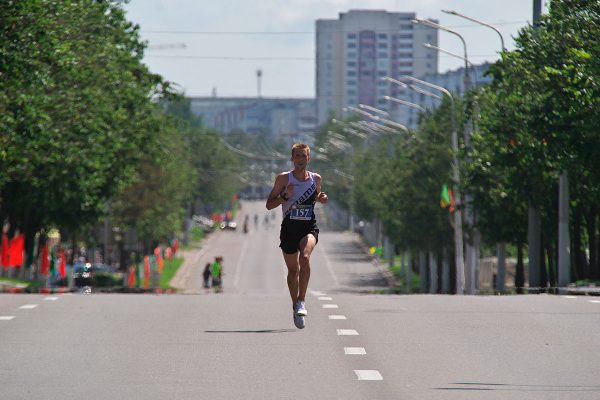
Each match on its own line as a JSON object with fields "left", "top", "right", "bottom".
{"left": 283, "top": 251, "right": 300, "bottom": 306}
{"left": 297, "top": 234, "right": 317, "bottom": 302}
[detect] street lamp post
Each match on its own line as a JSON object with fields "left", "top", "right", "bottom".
{"left": 413, "top": 18, "right": 479, "bottom": 295}
{"left": 384, "top": 75, "right": 466, "bottom": 294}
{"left": 441, "top": 10, "right": 505, "bottom": 51}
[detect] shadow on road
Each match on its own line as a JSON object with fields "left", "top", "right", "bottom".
{"left": 434, "top": 382, "right": 600, "bottom": 392}
{"left": 205, "top": 329, "right": 296, "bottom": 334}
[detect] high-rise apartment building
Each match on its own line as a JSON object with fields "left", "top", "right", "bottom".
{"left": 316, "top": 10, "right": 438, "bottom": 127}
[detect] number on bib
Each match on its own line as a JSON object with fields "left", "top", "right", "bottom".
{"left": 289, "top": 204, "right": 314, "bottom": 220}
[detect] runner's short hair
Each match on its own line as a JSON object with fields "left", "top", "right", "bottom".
{"left": 291, "top": 143, "right": 310, "bottom": 156}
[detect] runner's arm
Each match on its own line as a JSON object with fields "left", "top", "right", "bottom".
{"left": 266, "top": 173, "right": 289, "bottom": 210}
{"left": 314, "top": 174, "right": 328, "bottom": 204}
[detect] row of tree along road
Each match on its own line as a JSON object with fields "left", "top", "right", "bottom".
{"left": 314, "top": 0, "right": 599, "bottom": 293}
{"left": 0, "top": 1, "right": 242, "bottom": 282}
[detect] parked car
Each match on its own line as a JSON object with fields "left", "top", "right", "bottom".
{"left": 220, "top": 221, "right": 237, "bottom": 230}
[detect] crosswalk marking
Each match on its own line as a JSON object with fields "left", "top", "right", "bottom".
{"left": 328, "top": 315, "right": 347, "bottom": 320}
{"left": 322, "top": 304, "right": 339, "bottom": 309}
{"left": 354, "top": 370, "right": 383, "bottom": 380}
{"left": 318, "top": 296, "right": 333, "bottom": 301}
{"left": 0, "top": 316, "right": 15, "bottom": 321}
{"left": 19, "top": 304, "right": 38, "bottom": 309}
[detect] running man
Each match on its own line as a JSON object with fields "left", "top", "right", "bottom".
{"left": 266, "top": 143, "right": 328, "bottom": 329}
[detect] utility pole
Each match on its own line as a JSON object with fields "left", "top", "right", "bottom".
{"left": 256, "top": 69, "right": 262, "bottom": 98}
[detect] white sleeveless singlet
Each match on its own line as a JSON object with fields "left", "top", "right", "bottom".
{"left": 281, "top": 171, "right": 317, "bottom": 220}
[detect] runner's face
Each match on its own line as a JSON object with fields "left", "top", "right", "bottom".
{"left": 291, "top": 149, "right": 310, "bottom": 168}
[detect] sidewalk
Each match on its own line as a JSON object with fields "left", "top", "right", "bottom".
{"left": 169, "top": 229, "right": 221, "bottom": 293}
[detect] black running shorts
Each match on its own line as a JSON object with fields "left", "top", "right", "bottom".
{"left": 279, "top": 217, "right": 319, "bottom": 254}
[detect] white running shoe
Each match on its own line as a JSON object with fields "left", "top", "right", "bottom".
{"left": 295, "top": 300, "right": 307, "bottom": 317}
{"left": 293, "top": 312, "right": 305, "bottom": 329}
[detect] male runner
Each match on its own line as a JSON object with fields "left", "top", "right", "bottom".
{"left": 266, "top": 143, "right": 328, "bottom": 329}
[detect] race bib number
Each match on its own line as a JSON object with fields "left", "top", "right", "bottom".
{"left": 289, "top": 204, "right": 314, "bottom": 220}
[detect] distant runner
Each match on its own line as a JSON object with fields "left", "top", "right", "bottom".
{"left": 266, "top": 143, "right": 328, "bottom": 329}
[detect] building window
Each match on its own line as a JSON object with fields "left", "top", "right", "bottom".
{"left": 378, "top": 52, "right": 388, "bottom": 58}
{"left": 427, "top": 35, "right": 433, "bottom": 41}
{"left": 378, "top": 33, "right": 388, "bottom": 39}
{"left": 347, "top": 52, "right": 357, "bottom": 58}
{"left": 400, "top": 24, "right": 413, "bottom": 30}
{"left": 347, "top": 70, "right": 357, "bottom": 77}
{"left": 378, "top": 70, "right": 387, "bottom": 76}
{"left": 347, "top": 43, "right": 356, "bottom": 49}
{"left": 378, "top": 43, "right": 388, "bottom": 49}
{"left": 347, "top": 89, "right": 356, "bottom": 95}
{"left": 398, "top": 34, "right": 413, "bottom": 39}
{"left": 347, "top": 61, "right": 356, "bottom": 67}
{"left": 398, "top": 43, "right": 413, "bottom": 49}
{"left": 347, "top": 33, "right": 356, "bottom": 39}
{"left": 347, "top": 80, "right": 356, "bottom": 86}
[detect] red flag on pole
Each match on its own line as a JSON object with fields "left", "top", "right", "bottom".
{"left": 128, "top": 264, "right": 136, "bottom": 288}
{"left": 9, "top": 234, "right": 24, "bottom": 267}
{"left": 143, "top": 255, "right": 150, "bottom": 289}
{"left": 40, "top": 243, "right": 50, "bottom": 276}
{"left": 154, "top": 247, "right": 164, "bottom": 273}
{"left": 59, "top": 248, "right": 66, "bottom": 279}
{"left": 1, "top": 232, "right": 9, "bottom": 269}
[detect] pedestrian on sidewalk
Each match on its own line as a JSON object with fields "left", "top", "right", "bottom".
{"left": 211, "top": 256, "right": 223, "bottom": 292}
{"left": 265, "top": 143, "right": 328, "bottom": 329}
{"left": 203, "top": 262, "right": 211, "bottom": 289}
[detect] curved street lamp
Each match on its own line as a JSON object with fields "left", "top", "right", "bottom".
{"left": 385, "top": 75, "right": 466, "bottom": 295}
{"left": 441, "top": 10, "right": 505, "bottom": 51}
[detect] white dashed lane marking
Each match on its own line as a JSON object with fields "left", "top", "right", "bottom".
{"left": 589, "top": 300, "right": 600, "bottom": 304}
{"left": 328, "top": 315, "right": 347, "bottom": 320}
{"left": 337, "top": 329, "right": 359, "bottom": 336}
{"left": 354, "top": 370, "right": 383, "bottom": 380}
{"left": 322, "top": 304, "right": 339, "bottom": 309}
{"left": 44, "top": 297, "right": 59, "bottom": 301}
{"left": 19, "top": 304, "right": 38, "bottom": 309}
{"left": 562, "top": 296, "right": 577, "bottom": 299}
{"left": 318, "top": 296, "right": 333, "bottom": 301}
{"left": 311, "top": 290, "right": 327, "bottom": 296}
{"left": 0, "top": 316, "right": 15, "bottom": 321}
{"left": 344, "top": 347, "right": 366, "bottom": 355}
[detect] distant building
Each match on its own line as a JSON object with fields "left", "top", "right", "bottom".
{"left": 315, "top": 9, "right": 438, "bottom": 126}
{"left": 404, "top": 62, "right": 493, "bottom": 127}
{"left": 188, "top": 97, "right": 317, "bottom": 144}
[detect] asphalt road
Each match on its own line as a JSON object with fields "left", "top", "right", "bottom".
{"left": 1, "top": 200, "right": 599, "bottom": 400}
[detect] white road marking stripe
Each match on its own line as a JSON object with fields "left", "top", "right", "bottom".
{"left": 589, "top": 300, "right": 600, "bottom": 304}
{"left": 345, "top": 347, "right": 366, "bottom": 355}
{"left": 337, "top": 329, "right": 359, "bottom": 336}
{"left": 233, "top": 238, "right": 249, "bottom": 289}
{"left": 44, "top": 297, "right": 59, "bottom": 301}
{"left": 311, "top": 290, "right": 327, "bottom": 296}
{"left": 19, "top": 304, "right": 38, "bottom": 309}
{"left": 0, "top": 316, "right": 15, "bottom": 321}
{"left": 562, "top": 296, "right": 577, "bottom": 299}
{"left": 328, "top": 315, "right": 347, "bottom": 320}
{"left": 321, "top": 250, "right": 340, "bottom": 287}
{"left": 318, "top": 296, "right": 332, "bottom": 301}
{"left": 322, "top": 304, "right": 339, "bottom": 309}
{"left": 355, "top": 370, "right": 383, "bottom": 380}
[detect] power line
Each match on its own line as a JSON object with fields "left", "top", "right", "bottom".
{"left": 140, "top": 21, "right": 527, "bottom": 35}
{"left": 145, "top": 54, "right": 500, "bottom": 60}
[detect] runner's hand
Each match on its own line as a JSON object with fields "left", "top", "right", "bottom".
{"left": 317, "top": 191, "right": 328, "bottom": 204}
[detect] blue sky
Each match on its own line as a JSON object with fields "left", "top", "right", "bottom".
{"left": 124, "top": 0, "right": 546, "bottom": 98}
